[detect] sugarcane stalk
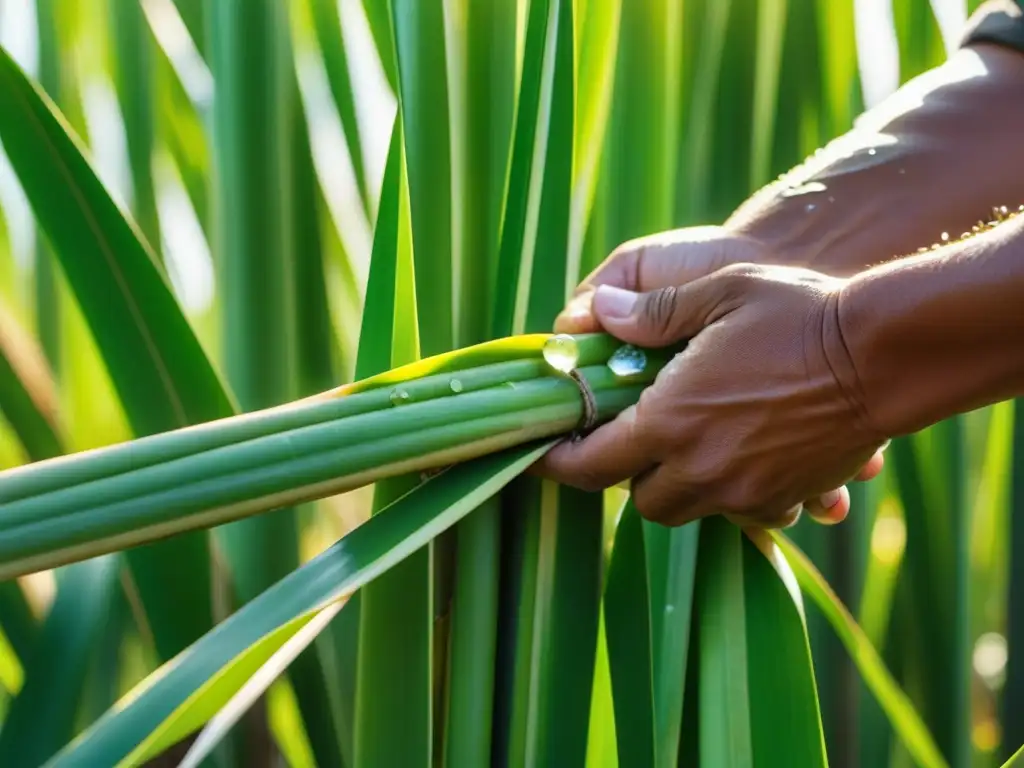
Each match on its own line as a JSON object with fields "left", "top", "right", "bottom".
{"left": 0, "top": 333, "right": 666, "bottom": 579}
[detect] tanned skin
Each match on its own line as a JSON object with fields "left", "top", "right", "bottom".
{"left": 535, "top": 43, "right": 1024, "bottom": 529}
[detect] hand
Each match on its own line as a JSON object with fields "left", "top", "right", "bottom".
{"left": 540, "top": 228, "right": 887, "bottom": 527}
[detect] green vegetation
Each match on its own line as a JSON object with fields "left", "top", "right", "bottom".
{"left": 0, "top": 1, "right": 1017, "bottom": 766}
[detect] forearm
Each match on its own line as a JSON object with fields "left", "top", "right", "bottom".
{"left": 829, "top": 212, "right": 1024, "bottom": 438}
{"left": 723, "top": 43, "right": 1024, "bottom": 276}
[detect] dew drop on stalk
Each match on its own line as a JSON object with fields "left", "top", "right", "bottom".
{"left": 543, "top": 334, "right": 579, "bottom": 374}
{"left": 607, "top": 344, "right": 647, "bottom": 377}
{"left": 449, "top": 378, "right": 464, "bottom": 394}
{"left": 389, "top": 388, "right": 411, "bottom": 406}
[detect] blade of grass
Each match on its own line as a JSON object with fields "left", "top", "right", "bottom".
{"left": 33, "top": 0, "right": 63, "bottom": 371}
{"left": 645, "top": 520, "right": 699, "bottom": 768}
{"left": 207, "top": 0, "right": 299, "bottom": 605}
{"left": 144, "top": 0, "right": 212, "bottom": 241}
{"left": 1004, "top": 397, "right": 1024, "bottom": 759}
{"left": 391, "top": 0, "right": 452, "bottom": 358}
{"left": 695, "top": 518, "right": 752, "bottom": 768}
{"left": 889, "top": 422, "right": 971, "bottom": 767}
{"left": 599, "top": 7, "right": 697, "bottom": 765}
{"left": 291, "top": 88, "right": 337, "bottom": 399}
{"left": 172, "top": 0, "right": 206, "bottom": 60}
{"left": 359, "top": 0, "right": 397, "bottom": 93}
{"left": 308, "top": 0, "right": 372, "bottom": 218}
{"left": 180, "top": 601, "right": 345, "bottom": 768}
{"left": 677, "top": 0, "right": 732, "bottom": 222}
{"left": 742, "top": 529, "right": 827, "bottom": 767}
{"left": 442, "top": 0, "right": 517, "bottom": 763}
{"left": 0, "top": 581, "right": 35, "bottom": 672}
{"left": 109, "top": 0, "right": 162, "bottom": 255}
{"left": 567, "top": 0, "right": 619, "bottom": 275}
{"left": 488, "top": 3, "right": 604, "bottom": 765}
{"left": 584, "top": 606, "right": 618, "bottom": 768}
{"left": 748, "top": 0, "right": 787, "bottom": 190}
{"left": 353, "top": 107, "right": 433, "bottom": 767}
{"left": 773, "top": 531, "right": 948, "bottom": 767}
{"left": 284, "top": 70, "right": 348, "bottom": 768}
{"left": 0, "top": 555, "right": 121, "bottom": 767}
{"left": 604, "top": 0, "right": 681, "bottom": 244}
{"left": 47, "top": 443, "right": 552, "bottom": 767}
{"left": 603, "top": 501, "right": 655, "bottom": 768}
{"left": 0, "top": 41, "right": 228, "bottom": 660}
{"left": 892, "top": 0, "right": 947, "bottom": 83}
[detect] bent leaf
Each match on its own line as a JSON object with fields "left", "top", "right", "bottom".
{"left": 48, "top": 443, "right": 552, "bottom": 767}
{"left": 0, "top": 41, "right": 231, "bottom": 660}
{"left": 773, "top": 531, "right": 948, "bottom": 768}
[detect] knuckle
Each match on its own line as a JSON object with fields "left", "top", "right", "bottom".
{"left": 639, "top": 285, "right": 679, "bottom": 336}
{"left": 633, "top": 493, "right": 669, "bottom": 524}
{"left": 715, "top": 262, "right": 761, "bottom": 297}
{"left": 564, "top": 465, "right": 608, "bottom": 493}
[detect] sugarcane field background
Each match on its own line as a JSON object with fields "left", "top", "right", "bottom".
{"left": 0, "top": 0, "right": 1020, "bottom": 766}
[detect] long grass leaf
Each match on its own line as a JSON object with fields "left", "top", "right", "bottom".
{"left": 0, "top": 43, "right": 226, "bottom": 659}
{"left": 308, "top": 0, "right": 372, "bottom": 217}
{"left": 603, "top": 502, "right": 655, "bottom": 767}
{"left": 47, "top": 444, "right": 552, "bottom": 767}
{"left": 179, "top": 601, "right": 344, "bottom": 768}
{"left": 207, "top": 0, "right": 300, "bottom": 607}
{"left": 442, "top": 4, "right": 517, "bottom": 760}
{"left": 353, "top": 106, "right": 433, "bottom": 767}
{"left": 742, "top": 529, "right": 827, "bottom": 766}
{"left": 696, "top": 518, "right": 752, "bottom": 767}
{"left": 0, "top": 555, "right": 120, "bottom": 767}
{"left": 645, "top": 521, "right": 699, "bottom": 768}
{"left": 774, "top": 532, "right": 948, "bottom": 767}
{"left": 109, "top": 0, "right": 162, "bottom": 254}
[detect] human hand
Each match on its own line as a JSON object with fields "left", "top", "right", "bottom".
{"left": 540, "top": 228, "right": 887, "bottom": 527}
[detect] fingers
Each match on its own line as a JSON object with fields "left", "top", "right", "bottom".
{"left": 628, "top": 465, "right": 717, "bottom": 527}
{"left": 587, "top": 274, "right": 730, "bottom": 348}
{"left": 855, "top": 449, "right": 885, "bottom": 481}
{"left": 628, "top": 463, "right": 806, "bottom": 529}
{"left": 554, "top": 227, "right": 761, "bottom": 333}
{"left": 804, "top": 485, "right": 851, "bottom": 525}
{"left": 535, "top": 405, "right": 656, "bottom": 492}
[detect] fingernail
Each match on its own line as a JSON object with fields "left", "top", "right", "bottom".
{"left": 819, "top": 489, "right": 841, "bottom": 509}
{"left": 594, "top": 285, "right": 639, "bottom": 319}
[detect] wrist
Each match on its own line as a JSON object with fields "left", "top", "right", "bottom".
{"left": 835, "top": 215, "right": 1024, "bottom": 436}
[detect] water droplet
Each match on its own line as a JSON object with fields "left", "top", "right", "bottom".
{"left": 449, "top": 378, "right": 464, "bottom": 394}
{"left": 543, "top": 334, "right": 579, "bottom": 374}
{"left": 389, "top": 388, "right": 410, "bottom": 406}
{"left": 805, "top": 203, "right": 816, "bottom": 213}
{"left": 607, "top": 344, "right": 647, "bottom": 377}
{"left": 898, "top": 168, "right": 906, "bottom": 175}
{"left": 940, "top": 232, "right": 949, "bottom": 242}
{"left": 779, "top": 181, "right": 826, "bottom": 198}
{"left": 867, "top": 148, "right": 877, "bottom": 156}
{"left": 828, "top": 196, "right": 835, "bottom": 203}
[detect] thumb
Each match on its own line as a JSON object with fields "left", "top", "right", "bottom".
{"left": 591, "top": 279, "right": 725, "bottom": 347}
